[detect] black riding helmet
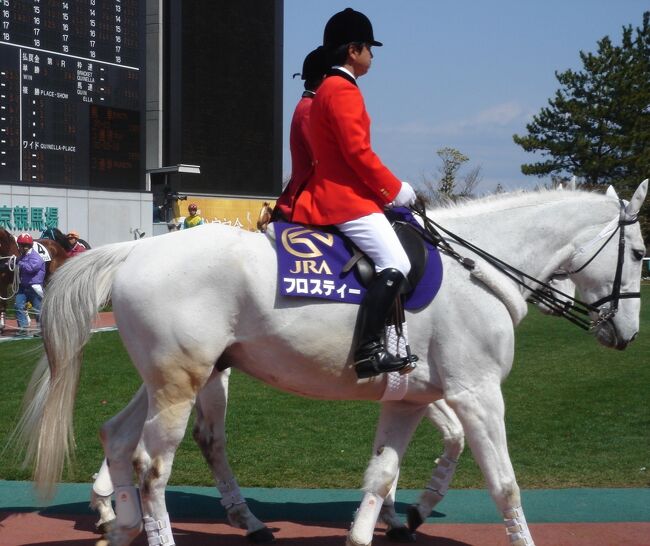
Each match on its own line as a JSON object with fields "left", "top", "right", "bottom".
{"left": 301, "top": 46, "right": 330, "bottom": 81}
{"left": 323, "top": 8, "right": 383, "bottom": 49}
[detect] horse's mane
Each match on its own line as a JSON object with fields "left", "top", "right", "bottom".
{"left": 429, "top": 187, "right": 610, "bottom": 220}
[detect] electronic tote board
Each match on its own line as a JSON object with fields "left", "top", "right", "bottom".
{"left": 0, "top": 0, "right": 142, "bottom": 189}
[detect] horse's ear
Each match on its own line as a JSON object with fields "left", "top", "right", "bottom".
{"left": 606, "top": 185, "right": 618, "bottom": 199}
{"left": 625, "top": 179, "right": 648, "bottom": 218}
{"left": 568, "top": 176, "right": 577, "bottom": 191}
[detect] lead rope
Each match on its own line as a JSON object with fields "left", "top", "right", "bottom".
{"left": 0, "top": 255, "right": 19, "bottom": 300}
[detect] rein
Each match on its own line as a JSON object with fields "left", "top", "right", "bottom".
{"left": 0, "top": 254, "right": 19, "bottom": 300}
{"left": 409, "top": 201, "right": 640, "bottom": 332}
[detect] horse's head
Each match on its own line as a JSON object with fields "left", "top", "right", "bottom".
{"left": 0, "top": 227, "right": 17, "bottom": 256}
{"left": 564, "top": 180, "right": 647, "bottom": 349}
{"left": 257, "top": 202, "right": 273, "bottom": 232}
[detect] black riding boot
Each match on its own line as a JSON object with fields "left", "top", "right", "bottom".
{"left": 354, "top": 268, "right": 418, "bottom": 379}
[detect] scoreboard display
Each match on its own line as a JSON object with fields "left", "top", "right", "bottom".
{"left": 0, "top": 0, "right": 143, "bottom": 189}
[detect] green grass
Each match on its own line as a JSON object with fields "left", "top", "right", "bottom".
{"left": 0, "top": 286, "right": 649, "bottom": 490}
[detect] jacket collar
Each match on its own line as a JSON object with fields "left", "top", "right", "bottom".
{"left": 327, "top": 67, "right": 358, "bottom": 87}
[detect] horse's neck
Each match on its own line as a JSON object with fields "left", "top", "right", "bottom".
{"left": 435, "top": 194, "right": 616, "bottom": 282}
{"left": 0, "top": 233, "right": 18, "bottom": 257}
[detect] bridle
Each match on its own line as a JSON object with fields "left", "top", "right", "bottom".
{"left": 551, "top": 199, "right": 640, "bottom": 327}
{"left": 409, "top": 200, "right": 641, "bottom": 332}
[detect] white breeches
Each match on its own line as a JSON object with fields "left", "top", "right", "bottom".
{"left": 336, "top": 212, "right": 411, "bottom": 276}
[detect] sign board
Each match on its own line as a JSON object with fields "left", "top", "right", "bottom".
{"left": 172, "top": 196, "right": 276, "bottom": 232}
{"left": 0, "top": 0, "right": 143, "bottom": 189}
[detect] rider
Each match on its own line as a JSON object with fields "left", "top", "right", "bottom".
{"left": 15, "top": 233, "right": 45, "bottom": 335}
{"left": 66, "top": 230, "right": 87, "bottom": 258}
{"left": 272, "top": 46, "right": 329, "bottom": 221}
{"left": 292, "top": 8, "right": 418, "bottom": 379}
{"left": 183, "top": 203, "right": 204, "bottom": 229}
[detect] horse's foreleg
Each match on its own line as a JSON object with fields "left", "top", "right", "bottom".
{"left": 378, "top": 469, "right": 419, "bottom": 543}
{"left": 347, "top": 402, "right": 428, "bottom": 546}
{"left": 97, "top": 385, "right": 149, "bottom": 546}
{"left": 407, "top": 399, "right": 465, "bottom": 531}
{"left": 446, "top": 381, "right": 535, "bottom": 546}
{"left": 193, "top": 369, "right": 274, "bottom": 542}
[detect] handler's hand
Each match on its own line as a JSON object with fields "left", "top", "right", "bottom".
{"left": 391, "top": 181, "right": 417, "bottom": 207}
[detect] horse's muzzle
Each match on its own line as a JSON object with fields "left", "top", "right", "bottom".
{"left": 595, "top": 320, "right": 636, "bottom": 351}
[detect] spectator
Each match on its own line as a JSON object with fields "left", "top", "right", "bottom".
{"left": 15, "top": 233, "right": 45, "bottom": 335}
{"left": 66, "top": 230, "right": 87, "bottom": 257}
{"left": 183, "top": 203, "right": 204, "bottom": 229}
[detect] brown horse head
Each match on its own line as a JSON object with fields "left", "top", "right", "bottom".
{"left": 256, "top": 202, "right": 274, "bottom": 233}
{"left": 0, "top": 228, "right": 19, "bottom": 312}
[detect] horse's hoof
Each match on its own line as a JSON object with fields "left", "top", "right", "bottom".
{"left": 96, "top": 519, "right": 116, "bottom": 535}
{"left": 247, "top": 527, "right": 275, "bottom": 543}
{"left": 406, "top": 504, "right": 423, "bottom": 532}
{"left": 386, "top": 526, "right": 416, "bottom": 542}
{"left": 345, "top": 538, "right": 370, "bottom": 546}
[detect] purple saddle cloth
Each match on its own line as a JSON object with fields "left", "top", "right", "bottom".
{"left": 274, "top": 209, "right": 443, "bottom": 310}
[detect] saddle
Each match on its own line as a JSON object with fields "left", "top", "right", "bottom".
{"left": 341, "top": 220, "right": 429, "bottom": 294}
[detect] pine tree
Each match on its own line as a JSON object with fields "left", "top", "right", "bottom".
{"left": 513, "top": 12, "right": 650, "bottom": 240}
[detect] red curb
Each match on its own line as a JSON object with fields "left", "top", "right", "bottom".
{"left": 0, "top": 312, "right": 115, "bottom": 338}
{"left": 0, "top": 513, "right": 648, "bottom": 546}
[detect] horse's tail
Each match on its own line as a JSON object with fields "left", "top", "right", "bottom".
{"left": 14, "top": 240, "right": 138, "bottom": 498}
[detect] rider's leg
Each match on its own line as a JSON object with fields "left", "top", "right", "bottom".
{"left": 337, "top": 213, "right": 416, "bottom": 378}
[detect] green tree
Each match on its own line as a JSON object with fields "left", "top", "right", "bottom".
{"left": 513, "top": 11, "right": 650, "bottom": 241}
{"left": 420, "top": 147, "right": 482, "bottom": 205}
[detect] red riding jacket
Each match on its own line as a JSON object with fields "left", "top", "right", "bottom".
{"left": 291, "top": 71, "right": 401, "bottom": 226}
{"left": 274, "top": 93, "right": 315, "bottom": 220}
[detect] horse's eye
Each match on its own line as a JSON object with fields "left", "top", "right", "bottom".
{"left": 632, "top": 249, "right": 645, "bottom": 261}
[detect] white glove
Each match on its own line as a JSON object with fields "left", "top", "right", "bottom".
{"left": 391, "top": 181, "right": 417, "bottom": 207}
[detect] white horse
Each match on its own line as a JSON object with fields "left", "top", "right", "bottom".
{"left": 16, "top": 182, "right": 647, "bottom": 546}
{"left": 88, "top": 275, "right": 578, "bottom": 541}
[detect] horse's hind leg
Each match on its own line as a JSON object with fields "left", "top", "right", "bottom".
{"left": 90, "top": 458, "right": 117, "bottom": 533}
{"left": 447, "top": 380, "right": 535, "bottom": 546}
{"left": 406, "top": 399, "right": 465, "bottom": 531}
{"left": 132, "top": 359, "right": 215, "bottom": 546}
{"left": 193, "top": 368, "right": 274, "bottom": 542}
{"left": 96, "top": 385, "right": 149, "bottom": 545}
{"left": 347, "top": 401, "right": 428, "bottom": 546}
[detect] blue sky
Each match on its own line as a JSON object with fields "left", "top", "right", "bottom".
{"left": 283, "top": 1, "right": 648, "bottom": 193}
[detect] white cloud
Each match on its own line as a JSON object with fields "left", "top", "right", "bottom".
{"left": 378, "top": 101, "right": 531, "bottom": 137}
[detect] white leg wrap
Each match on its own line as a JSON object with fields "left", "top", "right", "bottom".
{"left": 115, "top": 485, "right": 142, "bottom": 530}
{"left": 217, "top": 477, "right": 246, "bottom": 510}
{"left": 143, "top": 513, "right": 175, "bottom": 546}
{"left": 504, "top": 506, "right": 534, "bottom": 546}
{"left": 349, "top": 492, "right": 384, "bottom": 546}
{"left": 92, "top": 458, "right": 115, "bottom": 497}
{"left": 427, "top": 455, "right": 458, "bottom": 496}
